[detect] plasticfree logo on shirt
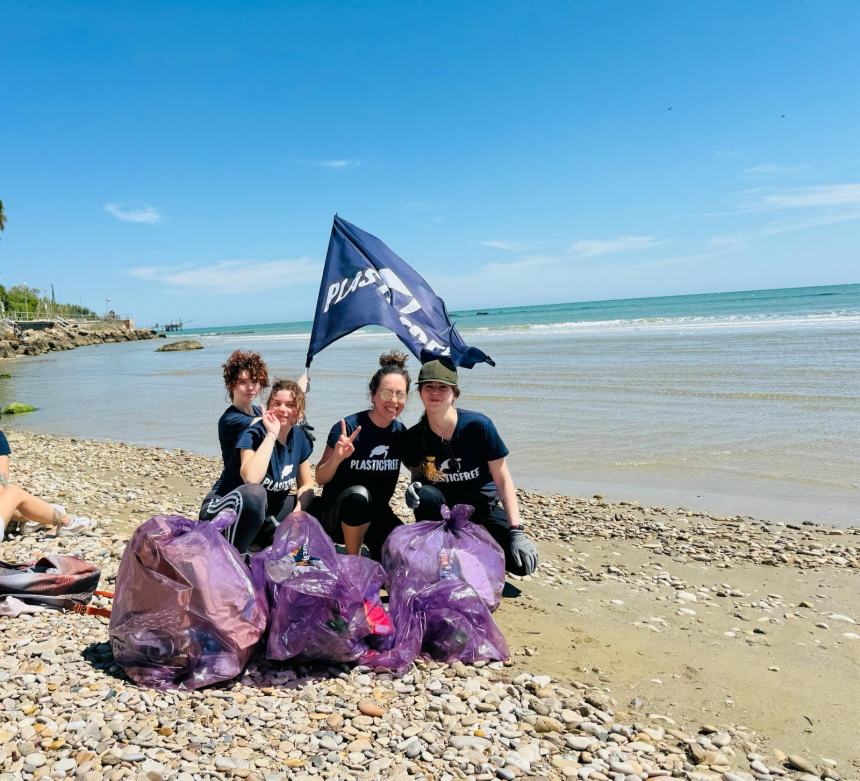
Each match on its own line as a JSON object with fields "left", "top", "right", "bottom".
{"left": 350, "top": 445, "right": 399, "bottom": 472}
{"left": 438, "top": 457, "right": 480, "bottom": 482}
{"left": 263, "top": 472, "right": 297, "bottom": 492}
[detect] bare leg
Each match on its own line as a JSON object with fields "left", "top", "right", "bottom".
{"left": 341, "top": 522, "right": 370, "bottom": 556}
{"left": 0, "top": 485, "right": 67, "bottom": 531}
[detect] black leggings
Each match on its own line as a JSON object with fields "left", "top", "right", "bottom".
{"left": 413, "top": 485, "right": 526, "bottom": 576}
{"left": 199, "top": 485, "right": 297, "bottom": 554}
{"left": 309, "top": 485, "right": 402, "bottom": 561}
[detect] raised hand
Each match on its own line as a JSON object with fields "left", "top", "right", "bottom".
{"left": 262, "top": 409, "right": 282, "bottom": 438}
{"left": 334, "top": 419, "right": 361, "bottom": 461}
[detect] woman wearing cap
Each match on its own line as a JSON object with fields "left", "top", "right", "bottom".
{"left": 311, "top": 351, "right": 409, "bottom": 560}
{"left": 402, "top": 358, "right": 538, "bottom": 576}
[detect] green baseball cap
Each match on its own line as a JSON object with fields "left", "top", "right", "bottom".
{"left": 418, "top": 358, "right": 459, "bottom": 387}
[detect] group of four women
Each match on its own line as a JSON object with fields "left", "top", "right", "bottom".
{"left": 200, "top": 349, "right": 538, "bottom": 576}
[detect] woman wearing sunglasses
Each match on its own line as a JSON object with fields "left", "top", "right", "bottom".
{"left": 312, "top": 351, "right": 410, "bottom": 559}
{"left": 402, "top": 358, "right": 539, "bottom": 576}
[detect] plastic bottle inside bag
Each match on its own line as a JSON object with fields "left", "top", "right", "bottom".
{"left": 438, "top": 550, "right": 462, "bottom": 580}
{"left": 265, "top": 557, "right": 296, "bottom": 583}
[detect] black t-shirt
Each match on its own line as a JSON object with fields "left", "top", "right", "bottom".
{"left": 320, "top": 411, "right": 405, "bottom": 509}
{"left": 217, "top": 404, "right": 262, "bottom": 466}
{"left": 402, "top": 409, "right": 509, "bottom": 514}
{"left": 216, "top": 421, "right": 313, "bottom": 512}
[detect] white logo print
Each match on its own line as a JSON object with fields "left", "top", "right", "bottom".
{"left": 369, "top": 445, "right": 389, "bottom": 459}
{"left": 440, "top": 457, "right": 462, "bottom": 473}
{"left": 322, "top": 267, "right": 450, "bottom": 356}
{"left": 281, "top": 464, "right": 293, "bottom": 478}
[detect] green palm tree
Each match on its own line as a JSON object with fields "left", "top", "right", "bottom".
{"left": 0, "top": 200, "right": 5, "bottom": 235}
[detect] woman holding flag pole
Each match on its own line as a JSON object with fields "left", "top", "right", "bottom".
{"left": 305, "top": 215, "right": 535, "bottom": 572}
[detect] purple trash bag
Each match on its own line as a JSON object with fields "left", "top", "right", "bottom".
{"left": 381, "top": 504, "right": 505, "bottom": 611}
{"left": 363, "top": 573, "right": 508, "bottom": 673}
{"left": 251, "top": 512, "right": 392, "bottom": 663}
{"left": 109, "top": 512, "right": 267, "bottom": 690}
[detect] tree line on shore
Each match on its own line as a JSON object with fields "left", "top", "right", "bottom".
{"left": 0, "top": 284, "right": 97, "bottom": 320}
{"left": 0, "top": 198, "right": 97, "bottom": 320}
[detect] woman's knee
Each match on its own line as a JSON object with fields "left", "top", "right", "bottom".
{"left": 239, "top": 483, "right": 268, "bottom": 511}
{"left": 413, "top": 484, "right": 446, "bottom": 520}
{"left": 335, "top": 485, "right": 373, "bottom": 527}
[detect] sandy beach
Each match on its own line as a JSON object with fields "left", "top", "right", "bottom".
{"left": 0, "top": 429, "right": 857, "bottom": 781}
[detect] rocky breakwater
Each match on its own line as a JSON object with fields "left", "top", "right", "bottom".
{"left": 0, "top": 321, "right": 156, "bottom": 359}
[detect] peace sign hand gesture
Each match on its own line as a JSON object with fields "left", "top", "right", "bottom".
{"left": 334, "top": 419, "right": 361, "bottom": 461}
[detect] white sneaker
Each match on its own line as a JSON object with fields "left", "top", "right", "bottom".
{"left": 59, "top": 515, "right": 93, "bottom": 535}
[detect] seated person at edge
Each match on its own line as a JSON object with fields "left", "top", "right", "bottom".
{"left": 0, "top": 429, "right": 91, "bottom": 541}
{"left": 311, "top": 351, "right": 409, "bottom": 560}
{"left": 216, "top": 350, "right": 270, "bottom": 468}
{"left": 402, "top": 358, "right": 539, "bottom": 576}
{"left": 200, "top": 380, "right": 314, "bottom": 553}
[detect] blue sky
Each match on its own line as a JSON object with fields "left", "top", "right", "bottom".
{"left": 2, "top": 1, "right": 859, "bottom": 327}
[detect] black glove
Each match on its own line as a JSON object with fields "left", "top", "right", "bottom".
{"left": 300, "top": 421, "right": 316, "bottom": 444}
{"left": 509, "top": 527, "right": 538, "bottom": 575}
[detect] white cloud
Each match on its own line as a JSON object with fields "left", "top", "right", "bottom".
{"left": 309, "top": 158, "right": 361, "bottom": 169}
{"left": 128, "top": 257, "right": 321, "bottom": 294}
{"left": 742, "top": 184, "right": 860, "bottom": 211}
{"left": 709, "top": 209, "right": 860, "bottom": 249}
{"left": 433, "top": 247, "right": 727, "bottom": 308}
{"left": 105, "top": 203, "right": 163, "bottom": 224}
{"left": 478, "top": 240, "right": 532, "bottom": 252}
{"left": 569, "top": 235, "right": 666, "bottom": 257}
{"left": 744, "top": 163, "right": 810, "bottom": 176}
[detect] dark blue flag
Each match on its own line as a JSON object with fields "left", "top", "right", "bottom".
{"left": 306, "top": 216, "right": 494, "bottom": 369}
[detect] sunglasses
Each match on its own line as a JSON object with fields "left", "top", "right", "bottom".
{"left": 377, "top": 389, "right": 408, "bottom": 402}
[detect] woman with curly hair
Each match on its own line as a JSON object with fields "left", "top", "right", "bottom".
{"left": 216, "top": 350, "right": 270, "bottom": 467}
{"left": 311, "top": 351, "right": 409, "bottom": 560}
{"left": 200, "top": 379, "right": 314, "bottom": 553}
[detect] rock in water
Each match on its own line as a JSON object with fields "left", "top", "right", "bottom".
{"left": 1, "top": 402, "right": 38, "bottom": 414}
{"left": 155, "top": 339, "right": 204, "bottom": 352}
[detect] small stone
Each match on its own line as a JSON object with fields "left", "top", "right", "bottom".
{"left": 358, "top": 701, "right": 385, "bottom": 717}
{"left": 450, "top": 735, "right": 491, "bottom": 751}
{"left": 533, "top": 716, "right": 565, "bottom": 733}
{"left": 24, "top": 752, "right": 47, "bottom": 770}
{"left": 787, "top": 755, "right": 818, "bottom": 774}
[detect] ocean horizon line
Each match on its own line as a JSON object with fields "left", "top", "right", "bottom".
{"left": 180, "top": 281, "right": 860, "bottom": 336}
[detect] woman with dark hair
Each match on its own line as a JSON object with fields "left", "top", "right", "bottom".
{"left": 200, "top": 380, "right": 314, "bottom": 553}
{"left": 311, "top": 351, "right": 409, "bottom": 559}
{"left": 402, "top": 358, "right": 539, "bottom": 576}
{"left": 216, "top": 350, "right": 270, "bottom": 467}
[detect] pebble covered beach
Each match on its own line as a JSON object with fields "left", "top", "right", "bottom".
{"left": 1, "top": 430, "right": 858, "bottom": 781}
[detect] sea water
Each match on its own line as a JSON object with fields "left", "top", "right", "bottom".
{"left": 3, "top": 283, "right": 859, "bottom": 525}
